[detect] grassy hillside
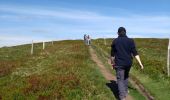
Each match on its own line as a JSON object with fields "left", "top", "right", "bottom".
{"left": 92, "top": 38, "right": 170, "bottom": 100}
{"left": 0, "top": 40, "right": 115, "bottom": 100}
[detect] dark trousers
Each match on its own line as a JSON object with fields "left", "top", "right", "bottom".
{"left": 115, "top": 66, "right": 131, "bottom": 100}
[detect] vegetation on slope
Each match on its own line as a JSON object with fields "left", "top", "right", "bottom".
{"left": 0, "top": 40, "right": 114, "bottom": 100}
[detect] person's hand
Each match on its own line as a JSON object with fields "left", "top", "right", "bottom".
{"left": 111, "top": 60, "right": 114, "bottom": 65}
{"left": 112, "top": 64, "right": 115, "bottom": 69}
{"left": 140, "top": 63, "right": 144, "bottom": 70}
{"left": 110, "top": 57, "right": 115, "bottom": 69}
{"left": 111, "top": 61, "right": 115, "bottom": 69}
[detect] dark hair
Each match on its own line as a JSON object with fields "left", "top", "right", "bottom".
{"left": 118, "top": 27, "right": 126, "bottom": 36}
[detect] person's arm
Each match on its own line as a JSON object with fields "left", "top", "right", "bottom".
{"left": 131, "top": 40, "right": 144, "bottom": 69}
{"left": 135, "top": 55, "right": 144, "bottom": 69}
{"left": 111, "top": 40, "right": 115, "bottom": 66}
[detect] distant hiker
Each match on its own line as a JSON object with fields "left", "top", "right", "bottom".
{"left": 84, "top": 34, "right": 87, "bottom": 44}
{"left": 111, "top": 27, "right": 144, "bottom": 100}
{"left": 87, "top": 35, "right": 91, "bottom": 45}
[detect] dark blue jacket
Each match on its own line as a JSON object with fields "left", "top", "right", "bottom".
{"left": 111, "top": 35, "right": 138, "bottom": 66}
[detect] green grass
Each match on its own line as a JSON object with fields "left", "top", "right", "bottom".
{"left": 92, "top": 38, "right": 170, "bottom": 100}
{"left": 0, "top": 40, "right": 115, "bottom": 100}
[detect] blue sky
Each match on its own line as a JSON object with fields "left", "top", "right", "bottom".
{"left": 0, "top": 0, "right": 170, "bottom": 47}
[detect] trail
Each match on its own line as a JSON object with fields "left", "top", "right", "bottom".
{"left": 89, "top": 46, "right": 133, "bottom": 100}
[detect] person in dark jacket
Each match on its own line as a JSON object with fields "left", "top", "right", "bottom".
{"left": 111, "top": 27, "right": 144, "bottom": 100}
{"left": 84, "top": 34, "right": 87, "bottom": 44}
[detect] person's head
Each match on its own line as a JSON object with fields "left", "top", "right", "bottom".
{"left": 117, "top": 27, "right": 126, "bottom": 36}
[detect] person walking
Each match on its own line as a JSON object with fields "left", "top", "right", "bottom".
{"left": 111, "top": 27, "right": 144, "bottom": 100}
{"left": 84, "top": 34, "right": 87, "bottom": 44}
{"left": 87, "top": 35, "right": 91, "bottom": 45}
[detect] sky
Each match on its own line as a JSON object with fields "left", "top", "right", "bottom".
{"left": 0, "top": 0, "right": 170, "bottom": 47}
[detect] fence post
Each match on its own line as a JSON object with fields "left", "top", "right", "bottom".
{"left": 167, "top": 38, "right": 170, "bottom": 77}
{"left": 43, "top": 41, "right": 45, "bottom": 50}
{"left": 97, "top": 39, "right": 99, "bottom": 46}
{"left": 31, "top": 40, "right": 34, "bottom": 55}
{"left": 52, "top": 41, "right": 54, "bottom": 46}
{"left": 104, "top": 37, "right": 106, "bottom": 45}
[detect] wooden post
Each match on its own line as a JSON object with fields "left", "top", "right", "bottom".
{"left": 43, "top": 41, "right": 45, "bottom": 50}
{"left": 52, "top": 41, "right": 54, "bottom": 46}
{"left": 31, "top": 40, "right": 34, "bottom": 55}
{"left": 97, "top": 39, "right": 99, "bottom": 46}
{"left": 167, "top": 38, "right": 170, "bottom": 77}
{"left": 104, "top": 38, "right": 106, "bottom": 45}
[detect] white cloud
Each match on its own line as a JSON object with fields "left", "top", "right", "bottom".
{"left": 0, "top": 5, "right": 110, "bottom": 20}
{"left": 0, "top": 4, "right": 170, "bottom": 44}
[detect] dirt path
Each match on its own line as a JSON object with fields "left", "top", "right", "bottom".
{"left": 89, "top": 46, "right": 133, "bottom": 100}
